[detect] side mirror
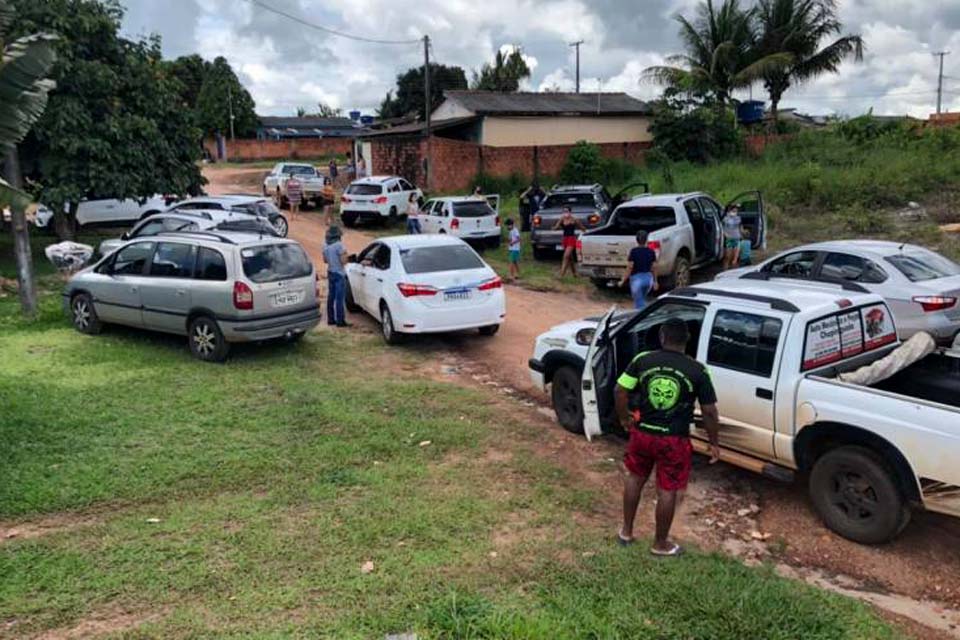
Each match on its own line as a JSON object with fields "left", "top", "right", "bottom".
{"left": 347, "top": 254, "right": 358, "bottom": 263}
{"left": 121, "top": 232, "right": 129, "bottom": 240}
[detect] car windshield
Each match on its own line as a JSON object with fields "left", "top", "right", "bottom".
{"left": 884, "top": 250, "right": 960, "bottom": 282}
{"left": 283, "top": 166, "right": 315, "bottom": 176}
{"left": 452, "top": 201, "right": 495, "bottom": 218}
{"left": 241, "top": 243, "right": 313, "bottom": 283}
{"left": 541, "top": 193, "right": 595, "bottom": 209}
{"left": 400, "top": 245, "right": 485, "bottom": 274}
{"left": 346, "top": 183, "right": 382, "bottom": 196}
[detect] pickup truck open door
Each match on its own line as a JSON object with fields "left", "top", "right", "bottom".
{"left": 725, "top": 190, "right": 766, "bottom": 251}
{"left": 581, "top": 307, "right": 617, "bottom": 441}
{"left": 610, "top": 182, "right": 650, "bottom": 209}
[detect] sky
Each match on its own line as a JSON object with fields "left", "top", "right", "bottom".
{"left": 120, "top": 0, "right": 960, "bottom": 118}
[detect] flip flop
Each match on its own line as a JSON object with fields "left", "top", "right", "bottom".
{"left": 650, "top": 543, "right": 683, "bottom": 557}
{"left": 616, "top": 531, "right": 635, "bottom": 546}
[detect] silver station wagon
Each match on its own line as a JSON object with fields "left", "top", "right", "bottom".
{"left": 64, "top": 230, "right": 321, "bottom": 361}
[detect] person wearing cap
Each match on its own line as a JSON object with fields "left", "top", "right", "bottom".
{"left": 614, "top": 318, "right": 720, "bottom": 556}
{"left": 722, "top": 204, "right": 743, "bottom": 270}
{"left": 322, "top": 225, "right": 350, "bottom": 327}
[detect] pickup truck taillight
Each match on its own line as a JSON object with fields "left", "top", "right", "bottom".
{"left": 532, "top": 215, "right": 542, "bottom": 227}
{"left": 233, "top": 281, "right": 254, "bottom": 310}
{"left": 647, "top": 240, "right": 662, "bottom": 256}
{"left": 374, "top": 196, "right": 388, "bottom": 204}
{"left": 588, "top": 213, "right": 600, "bottom": 225}
{"left": 913, "top": 295, "right": 957, "bottom": 312}
{"left": 494, "top": 216, "right": 500, "bottom": 226}
{"left": 450, "top": 218, "right": 460, "bottom": 230}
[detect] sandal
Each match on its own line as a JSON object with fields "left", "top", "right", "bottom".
{"left": 650, "top": 543, "right": 683, "bottom": 557}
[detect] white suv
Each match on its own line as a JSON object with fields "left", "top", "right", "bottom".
{"left": 340, "top": 176, "right": 421, "bottom": 227}
{"left": 34, "top": 195, "right": 172, "bottom": 229}
{"left": 418, "top": 196, "right": 502, "bottom": 248}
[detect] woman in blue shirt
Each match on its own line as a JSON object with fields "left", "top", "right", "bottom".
{"left": 619, "top": 231, "right": 659, "bottom": 310}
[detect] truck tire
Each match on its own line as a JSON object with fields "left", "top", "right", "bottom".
{"left": 532, "top": 246, "right": 550, "bottom": 261}
{"left": 590, "top": 277, "right": 610, "bottom": 290}
{"left": 809, "top": 446, "right": 911, "bottom": 544}
{"left": 551, "top": 366, "right": 584, "bottom": 434}
{"left": 670, "top": 254, "right": 691, "bottom": 290}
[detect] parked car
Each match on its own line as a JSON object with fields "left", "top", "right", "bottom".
{"left": 262, "top": 162, "right": 335, "bottom": 208}
{"left": 65, "top": 230, "right": 320, "bottom": 361}
{"left": 339, "top": 176, "right": 421, "bottom": 227}
{"left": 715, "top": 240, "right": 960, "bottom": 346}
{"left": 345, "top": 235, "right": 505, "bottom": 344}
{"left": 97, "top": 211, "right": 280, "bottom": 257}
{"left": 529, "top": 278, "right": 960, "bottom": 543}
{"left": 578, "top": 190, "right": 766, "bottom": 290}
{"left": 417, "top": 196, "right": 501, "bottom": 248}
{"left": 529, "top": 183, "right": 644, "bottom": 259}
{"left": 168, "top": 195, "right": 289, "bottom": 237}
{"left": 34, "top": 195, "right": 173, "bottom": 229}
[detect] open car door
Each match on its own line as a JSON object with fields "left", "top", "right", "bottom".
{"left": 725, "top": 190, "right": 766, "bottom": 251}
{"left": 484, "top": 194, "right": 500, "bottom": 213}
{"left": 611, "top": 182, "right": 651, "bottom": 209}
{"left": 581, "top": 307, "right": 617, "bottom": 441}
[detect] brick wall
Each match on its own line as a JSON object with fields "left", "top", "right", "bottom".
{"left": 368, "top": 136, "right": 652, "bottom": 193}
{"left": 205, "top": 137, "right": 353, "bottom": 162}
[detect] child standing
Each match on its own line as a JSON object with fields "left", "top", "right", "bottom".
{"left": 506, "top": 219, "right": 521, "bottom": 281}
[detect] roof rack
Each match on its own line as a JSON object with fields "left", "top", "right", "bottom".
{"left": 154, "top": 230, "right": 237, "bottom": 244}
{"left": 671, "top": 286, "right": 800, "bottom": 313}
{"left": 739, "top": 271, "right": 869, "bottom": 293}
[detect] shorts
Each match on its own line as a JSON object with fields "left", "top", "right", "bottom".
{"left": 724, "top": 238, "right": 740, "bottom": 250}
{"left": 623, "top": 429, "right": 693, "bottom": 491}
{"left": 561, "top": 236, "right": 577, "bottom": 250}
{"left": 508, "top": 249, "right": 521, "bottom": 263}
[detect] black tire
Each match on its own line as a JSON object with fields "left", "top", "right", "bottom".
{"left": 809, "top": 446, "right": 911, "bottom": 544}
{"left": 551, "top": 366, "right": 584, "bottom": 434}
{"left": 590, "top": 277, "right": 610, "bottom": 290}
{"left": 262, "top": 184, "right": 269, "bottom": 197}
{"left": 188, "top": 315, "right": 230, "bottom": 362}
{"left": 532, "top": 246, "right": 550, "bottom": 261}
{"left": 670, "top": 253, "right": 691, "bottom": 290}
{"left": 70, "top": 293, "right": 103, "bottom": 335}
{"left": 276, "top": 188, "right": 287, "bottom": 209}
{"left": 345, "top": 282, "right": 361, "bottom": 312}
{"left": 488, "top": 237, "right": 501, "bottom": 250}
{"left": 380, "top": 303, "right": 403, "bottom": 345}
{"left": 387, "top": 206, "right": 398, "bottom": 226}
{"left": 342, "top": 212, "right": 358, "bottom": 228}
{"left": 478, "top": 324, "right": 499, "bottom": 336}
{"left": 272, "top": 215, "right": 289, "bottom": 237}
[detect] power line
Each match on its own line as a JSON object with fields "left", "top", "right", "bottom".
{"left": 246, "top": 0, "right": 421, "bottom": 45}
{"left": 784, "top": 90, "right": 938, "bottom": 101}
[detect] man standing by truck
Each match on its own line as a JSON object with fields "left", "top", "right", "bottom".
{"left": 614, "top": 318, "right": 720, "bottom": 556}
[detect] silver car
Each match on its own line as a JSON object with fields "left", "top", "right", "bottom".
{"left": 717, "top": 240, "right": 960, "bottom": 345}
{"left": 65, "top": 230, "right": 321, "bottom": 361}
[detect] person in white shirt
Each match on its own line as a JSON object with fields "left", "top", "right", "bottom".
{"left": 506, "top": 218, "right": 521, "bottom": 281}
{"left": 405, "top": 193, "right": 421, "bottom": 234}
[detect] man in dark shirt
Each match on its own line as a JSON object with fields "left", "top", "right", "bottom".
{"left": 615, "top": 318, "right": 720, "bottom": 556}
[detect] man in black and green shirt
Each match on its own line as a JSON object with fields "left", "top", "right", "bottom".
{"left": 615, "top": 318, "right": 720, "bottom": 556}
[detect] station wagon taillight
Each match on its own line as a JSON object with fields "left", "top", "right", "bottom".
{"left": 233, "top": 281, "right": 254, "bottom": 310}
{"left": 374, "top": 196, "right": 388, "bottom": 204}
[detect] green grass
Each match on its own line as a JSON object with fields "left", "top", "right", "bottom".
{"left": 0, "top": 239, "right": 900, "bottom": 638}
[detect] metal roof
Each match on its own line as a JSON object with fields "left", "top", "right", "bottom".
{"left": 356, "top": 116, "right": 479, "bottom": 138}
{"left": 442, "top": 91, "right": 652, "bottom": 116}
{"left": 258, "top": 116, "right": 359, "bottom": 129}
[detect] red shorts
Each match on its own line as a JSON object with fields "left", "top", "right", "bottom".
{"left": 623, "top": 429, "right": 693, "bottom": 491}
{"left": 561, "top": 236, "right": 577, "bottom": 250}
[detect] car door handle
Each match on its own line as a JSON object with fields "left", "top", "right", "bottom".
{"left": 176, "top": 289, "right": 186, "bottom": 296}
{"left": 376, "top": 277, "right": 383, "bottom": 282}
{"left": 130, "top": 286, "right": 138, "bottom": 293}
{"left": 359, "top": 272, "right": 366, "bottom": 277}
{"left": 756, "top": 388, "right": 773, "bottom": 400}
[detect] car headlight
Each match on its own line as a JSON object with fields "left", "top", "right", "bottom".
{"left": 575, "top": 327, "right": 596, "bottom": 346}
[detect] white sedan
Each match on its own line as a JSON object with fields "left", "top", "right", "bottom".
{"left": 346, "top": 235, "right": 506, "bottom": 344}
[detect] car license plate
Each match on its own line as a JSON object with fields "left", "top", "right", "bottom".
{"left": 272, "top": 291, "right": 302, "bottom": 307}
{"left": 444, "top": 289, "right": 471, "bottom": 301}
{"left": 555, "top": 244, "right": 564, "bottom": 250}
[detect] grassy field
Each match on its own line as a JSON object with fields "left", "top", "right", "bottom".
{"left": 0, "top": 238, "right": 901, "bottom": 638}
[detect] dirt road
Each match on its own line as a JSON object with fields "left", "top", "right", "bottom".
{"left": 206, "top": 164, "right": 960, "bottom": 637}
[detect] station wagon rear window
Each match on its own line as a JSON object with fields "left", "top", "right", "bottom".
{"left": 400, "top": 245, "right": 484, "bottom": 274}
{"left": 241, "top": 243, "right": 313, "bottom": 283}
{"left": 346, "top": 184, "right": 382, "bottom": 195}
{"left": 802, "top": 303, "right": 897, "bottom": 371}
{"left": 452, "top": 201, "right": 495, "bottom": 218}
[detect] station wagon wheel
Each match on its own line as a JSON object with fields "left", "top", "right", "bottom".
{"left": 380, "top": 303, "right": 402, "bottom": 345}
{"left": 809, "top": 446, "right": 910, "bottom": 544}
{"left": 71, "top": 293, "right": 103, "bottom": 335}
{"left": 551, "top": 366, "right": 584, "bottom": 434}
{"left": 188, "top": 315, "right": 230, "bottom": 362}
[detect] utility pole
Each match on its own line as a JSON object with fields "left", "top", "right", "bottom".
{"left": 569, "top": 40, "right": 584, "bottom": 93}
{"left": 227, "top": 84, "right": 236, "bottom": 140}
{"left": 935, "top": 51, "right": 950, "bottom": 115}
{"left": 423, "top": 34, "right": 431, "bottom": 191}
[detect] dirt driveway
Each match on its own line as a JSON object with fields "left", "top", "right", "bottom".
{"left": 206, "top": 164, "right": 960, "bottom": 638}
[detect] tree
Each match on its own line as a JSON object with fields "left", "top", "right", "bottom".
{"left": 297, "top": 102, "right": 343, "bottom": 118}
{"left": 195, "top": 56, "right": 257, "bottom": 138}
{"left": 643, "top": 0, "right": 789, "bottom": 110}
{"left": 0, "top": 0, "right": 56, "bottom": 317}
{"left": 11, "top": 0, "right": 205, "bottom": 239}
{"left": 649, "top": 88, "right": 741, "bottom": 163}
{"left": 754, "top": 0, "right": 863, "bottom": 129}
{"left": 167, "top": 53, "right": 207, "bottom": 112}
{"left": 377, "top": 63, "right": 468, "bottom": 120}
{"left": 471, "top": 48, "right": 531, "bottom": 92}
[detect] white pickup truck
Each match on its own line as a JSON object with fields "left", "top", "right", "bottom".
{"left": 262, "top": 162, "right": 334, "bottom": 208}
{"left": 528, "top": 277, "right": 960, "bottom": 543}
{"left": 578, "top": 190, "right": 766, "bottom": 290}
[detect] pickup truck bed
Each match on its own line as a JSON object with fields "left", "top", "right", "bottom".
{"left": 870, "top": 351, "right": 960, "bottom": 408}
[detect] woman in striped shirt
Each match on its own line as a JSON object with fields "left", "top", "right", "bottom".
{"left": 285, "top": 175, "right": 303, "bottom": 220}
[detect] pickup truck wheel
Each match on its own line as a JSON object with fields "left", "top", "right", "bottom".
{"left": 551, "top": 366, "right": 584, "bottom": 434}
{"left": 345, "top": 282, "right": 361, "bottom": 312}
{"left": 809, "top": 446, "right": 910, "bottom": 544}
{"left": 532, "top": 246, "right": 550, "bottom": 261}
{"left": 671, "top": 254, "right": 691, "bottom": 290}
{"left": 590, "top": 277, "right": 610, "bottom": 289}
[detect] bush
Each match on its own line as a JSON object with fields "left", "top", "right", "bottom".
{"left": 559, "top": 141, "right": 604, "bottom": 184}
{"left": 839, "top": 204, "right": 889, "bottom": 234}
{"left": 649, "top": 96, "right": 742, "bottom": 163}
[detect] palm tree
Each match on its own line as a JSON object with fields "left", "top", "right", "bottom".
{"left": 0, "top": 0, "right": 57, "bottom": 316}
{"left": 643, "top": 0, "right": 790, "bottom": 110}
{"left": 754, "top": 0, "right": 863, "bottom": 129}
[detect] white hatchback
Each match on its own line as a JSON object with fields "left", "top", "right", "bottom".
{"left": 339, "top": 175, "right": 421, "bottom": 227}
{"left": 345, "top": 235, "right": 506, "bottom": 343}
{"left": 418, "top": 196, "right": 502, "bottom": 248}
